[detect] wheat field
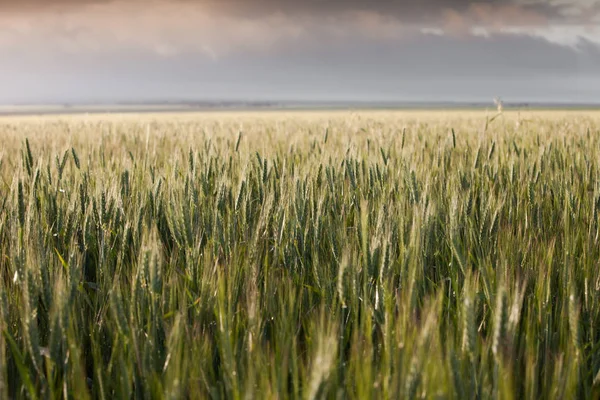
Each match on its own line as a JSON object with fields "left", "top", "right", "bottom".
{"left": 1, "top": 110, "right": 600, "bottom": 399}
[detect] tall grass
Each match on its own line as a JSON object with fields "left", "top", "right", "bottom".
{"left": 0, "top": 112, "right": 600, "bottom": 398}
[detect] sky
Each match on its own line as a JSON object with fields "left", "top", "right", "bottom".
{"left": 1, "top": 0, "right": 600, "bottom": 104}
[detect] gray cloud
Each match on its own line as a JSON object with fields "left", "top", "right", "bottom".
{"left": 3, "top": 32, "right": 600, "bottom": 104}
{"left": 2, "top": 0, "right": 599, "bottom": 55}
{"left": 0, "top": 0, "right": 599, "bottom": 103}
{"left": 1, "top": 0, "right": 597, "bottom": 22}
{"left": 211, "top": 0, "right": 591, "bottom": 22}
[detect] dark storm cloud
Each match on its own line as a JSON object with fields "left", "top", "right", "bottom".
{"left": 1, "top": 0, "right": 599, "bottom": 54}
{"left": 0, "top": 0, "right": 599, "bottom": 103}
{"left": 1, "top": 0, "right": 596, "bottom": 23}
{"left": 211, "top": 0, "right": 584, "bottom": 22}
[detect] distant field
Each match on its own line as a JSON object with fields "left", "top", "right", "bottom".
{"left": 1, "top": 110, "right": 600, "bottom": 398}
{"left": 1, "top": 102, "right": 599, "bottom": 118}
{"left": 0, "top": 104, "right": 188, "bottom": 115}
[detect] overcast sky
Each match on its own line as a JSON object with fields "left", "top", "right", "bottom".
{"left": 1, "top": 0, "right": 600, "bottom": 104}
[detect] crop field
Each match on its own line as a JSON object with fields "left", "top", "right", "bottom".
{"left": 1, "top": 110, "right": 600, "bottom": 399}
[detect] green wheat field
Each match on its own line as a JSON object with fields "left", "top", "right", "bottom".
{"left": 1, "top": 110, "right": 600, "bottom": 399}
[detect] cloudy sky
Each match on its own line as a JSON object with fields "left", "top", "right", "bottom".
{"left": 1, "top": 0, "right": 599, "bottom": 104}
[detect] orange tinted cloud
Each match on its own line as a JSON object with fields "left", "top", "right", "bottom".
{"left": 0, "top": 0, "right": 597, "bottom": 56}
{"left": 440, "top": 3, "right": 550, "bottom": 36}
{"left": 468, "top": 3, "right": 548, "bottom": 28}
